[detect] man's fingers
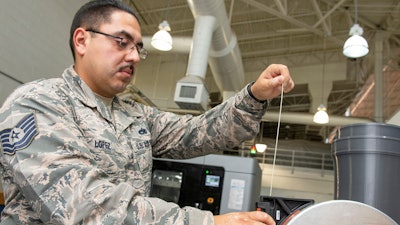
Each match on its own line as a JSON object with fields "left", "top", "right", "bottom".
{"left": 247, "top": 211, "right": 276, "bottom": 225}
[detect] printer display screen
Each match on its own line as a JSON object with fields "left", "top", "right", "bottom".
{"left": 205, "top": 174, "right": 220, "bottom": 187}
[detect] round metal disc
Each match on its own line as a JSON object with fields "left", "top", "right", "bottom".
{"left": 286, "top": 200, "right": 397, "bottom": 225}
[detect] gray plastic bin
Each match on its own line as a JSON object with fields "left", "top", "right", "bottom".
{"left": 332, "top": 123, "right": 400, "bottom": 223}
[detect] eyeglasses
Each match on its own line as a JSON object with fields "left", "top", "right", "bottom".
{"left": 86, "top": 29, "right": 148, "bottom": 60}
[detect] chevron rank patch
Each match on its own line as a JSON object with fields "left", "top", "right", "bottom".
{"left": 0, "top": 113, "right": 39, "bottom": 155}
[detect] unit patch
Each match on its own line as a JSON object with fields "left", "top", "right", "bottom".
{"left": 0, "top": 113, "right": 39, "bottom": 155}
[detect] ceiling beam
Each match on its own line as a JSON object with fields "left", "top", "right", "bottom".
{"left": 310, "top": 0, "right": 331, "bottom": 36}
{"left": 240, "top": 0, "right": 343, "bottom": 45}
{"left": 312, "top": 0, "right": 348, "bottom": 33}
{"left": 273, "top": 0, "right": 287, "bottom": 15}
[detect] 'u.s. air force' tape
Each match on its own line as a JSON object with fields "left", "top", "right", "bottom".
{"left": 0, "top": 113, "right": 39, "bottom": 155}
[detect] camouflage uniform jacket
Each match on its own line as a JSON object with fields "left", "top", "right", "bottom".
{"left": 0, "top": 66, "right": 268, "bottom": 224}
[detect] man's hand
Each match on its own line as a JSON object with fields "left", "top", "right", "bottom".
{"left": 250, "top": 64, "right": 295, "bottom": 102}
{"left": 214, "top": 211, "right": 276, "bottom": 225}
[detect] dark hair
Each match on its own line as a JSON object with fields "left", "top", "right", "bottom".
{"left": 69, "top": 0, "right": 139, "bottom": 61}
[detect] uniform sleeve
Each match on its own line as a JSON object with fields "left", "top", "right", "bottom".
{"left": 146, "top": 83, "right": 269, "bottom": 159}
{"left": 0, "top": 85, "right": 213, "bottom": 224}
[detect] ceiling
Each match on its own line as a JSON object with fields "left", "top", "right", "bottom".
{"left": 125, "top": 0, "right": 400, "bottom": 143}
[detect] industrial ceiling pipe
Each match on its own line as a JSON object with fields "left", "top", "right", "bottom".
{"left": 187, "top": 0, "right": 245, "bottom": 100}
{"left": 262, "top": 111, "right": 373, "bottom": 126}
{"left": 186, "top": 15, "right": 216, "bottom": 80}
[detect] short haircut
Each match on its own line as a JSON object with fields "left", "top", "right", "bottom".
{"left": 69, "top": 0, "right": 139, "bottom": 61}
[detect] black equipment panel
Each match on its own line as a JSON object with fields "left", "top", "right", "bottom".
{"left": 256, "top": 196, "right": 314, "bottom": 224}
{"left": 151, "top": 159, "right": 224, "bottom": 215}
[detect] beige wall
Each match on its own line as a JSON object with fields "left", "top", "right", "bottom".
{"left": 260, "top": 164, "right": 334, "bottom": 204}
{"left": 0, "top": 0, "right": 88, "bottom": 104}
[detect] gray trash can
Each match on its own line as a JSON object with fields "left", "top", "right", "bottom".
{"left": 332, "top": 123, "right": 400, "bottom": 223}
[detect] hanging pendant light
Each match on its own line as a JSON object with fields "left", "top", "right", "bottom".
{"left": 314, "top": 39, "right": 329, "bottom": 124}
{"left": 313, "top": 104, "right": 329, "bottom": 124}
{"left": 151, "top": 0, "right": 172, "bottom": 51}
{"left": 343, "top": 24, "right": 369, "bottom": 58}
{"left": 255, "top": 143, "right": 267, "bottom": 153}
{"left": 151, "top": 20, "right": 173, "bottom": 51}
{"left": 343, "top": 0, "right": 368, "bottom": 58}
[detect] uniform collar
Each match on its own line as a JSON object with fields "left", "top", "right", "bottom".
{"left": 62, "top": 65, "right": 141, "bottom": 118}
{"left": 63, "top": 65, "right": 98, "bottom": 108}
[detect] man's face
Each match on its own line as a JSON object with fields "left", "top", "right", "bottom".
{"left": 76, "top": 10, "right": 142, "bottom": 97}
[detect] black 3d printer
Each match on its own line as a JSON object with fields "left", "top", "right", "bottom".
{"left": 150, "top": 154, "right": 262, "bottom": 215}
{"left": 150, "top": 154, "right": 314, "bottom": 223}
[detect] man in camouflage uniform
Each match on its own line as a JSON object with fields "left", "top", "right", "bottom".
{"left": 0, "top": 0, "right": 294, "bottom": 224}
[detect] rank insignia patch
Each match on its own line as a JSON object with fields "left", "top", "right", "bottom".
{"left": 0, "top": 113, "right": 39, "bottom": 155}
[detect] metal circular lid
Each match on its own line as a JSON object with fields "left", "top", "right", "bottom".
{"left": 286, "top": 200, "right": 398, "bottom": 225}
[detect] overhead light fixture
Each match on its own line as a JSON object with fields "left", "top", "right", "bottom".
{"left": 151, "top": 20, "right": 172, "bottom": 51}
{"left": 343, "top": 24, "right": 369, "bottom": 58}
{"left": 314, "top": 39, "right": 329, "bottom": 124}
{"left": 343, "top": 0, "right": 368, "bottom": 58}
{"left": 255, "top": 144, "right": 267, "bottom": 153}
{"left": 313, "top": 104, "right": 329, "bottom": 124}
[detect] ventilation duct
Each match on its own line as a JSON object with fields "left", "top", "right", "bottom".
{"left": 174, "top": 15, "right": 216, "bottom": 111}
{"left": 173, "top": 0, "right": 245, "bottom": 111}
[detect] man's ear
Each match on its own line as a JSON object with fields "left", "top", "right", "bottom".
{"left": 73, "top": 28, "right": 89, "bottom": 58}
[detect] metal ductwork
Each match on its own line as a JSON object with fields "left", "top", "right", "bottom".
{"left": 186, "top": 0, "right": 245, "bottom": 100}
{"left": 167, "top": 0, "right": 245, "bottom": 111}
{"left": 173, "top": 14, "right": 216, "bottom": 111}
